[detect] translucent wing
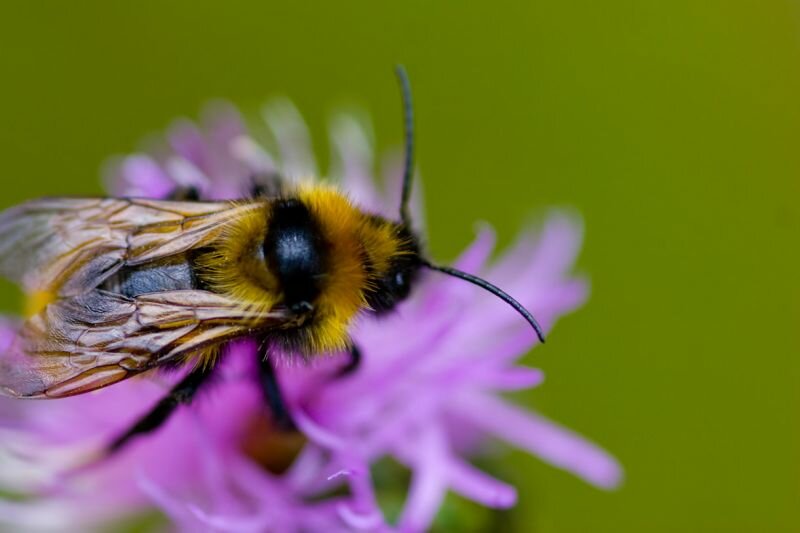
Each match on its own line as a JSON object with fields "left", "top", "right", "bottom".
{"left": 0, "top": 197, "right": 262, "bottom": 296}
{"left": 0, "top": 289, "right": 291, "bottom": 398}
{"left": 0, "top": 196, "right": 288, "bottom": 398}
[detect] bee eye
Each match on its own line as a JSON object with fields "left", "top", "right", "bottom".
{"left": 393, "top": 271, "right": 412, "bottom": 300}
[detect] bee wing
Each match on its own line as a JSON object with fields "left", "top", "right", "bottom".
{"left": 0, "top": 198, "right": 262, "bottom": 295}
{"left": 0, "top": 288, "right": 291, "bottom": 398}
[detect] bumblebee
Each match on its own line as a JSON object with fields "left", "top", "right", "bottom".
{"left": 0, "top": 67, "right": 545, "bottom": 450}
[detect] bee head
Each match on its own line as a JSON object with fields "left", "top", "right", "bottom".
{"left": 258, "top": 66, "right": 546, "bottom": 352}
{"left": 361, "top": 219, "right": 421, "bottom": 314}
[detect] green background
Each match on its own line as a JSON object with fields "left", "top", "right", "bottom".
{"left": 0, "top": 1, "right": 798, "bottom": 531}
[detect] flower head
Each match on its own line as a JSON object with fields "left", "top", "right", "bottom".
{"left": 0, "top": 101, "right": 621, "bottom": 531}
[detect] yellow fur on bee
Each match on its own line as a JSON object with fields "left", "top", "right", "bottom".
{"left": 194, "top": 201, "right": 281, "bottom": 321}
{"left": 195, "top": 186, "right": 410, "bottom": 356}
{"left": 296, "top": 185, "right": 370, "bottom": 353}
{"left": 297, "top": 184, "right": 408, "bottom": 353}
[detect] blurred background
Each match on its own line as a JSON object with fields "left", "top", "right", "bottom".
{"left": 0, "top": 1, "right": 798, "bottom": 531}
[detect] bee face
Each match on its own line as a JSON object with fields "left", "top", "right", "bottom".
{"left": 363, "top": 222, "right": 421, "bottom": 314}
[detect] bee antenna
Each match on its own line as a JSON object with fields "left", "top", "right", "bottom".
{"left": 421, "top": 260, "right": 547, "bottom": 344}
{"left": 395, "top": 64, "right": 414, "bottom": 227}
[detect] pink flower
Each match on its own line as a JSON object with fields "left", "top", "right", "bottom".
{"left": 0, "top": 101, "right": 621, "bottom": 532}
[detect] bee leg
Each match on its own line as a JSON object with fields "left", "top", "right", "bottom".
{"left": 108, "top": 365, "right": 213, "bottom": 454}
{"left": 258, "top": 348, "right": 296, "bottom": 431}
{"left": 167, "top": 186, "right": 201, "bottom": 201}
{"left": 337, "top": 344, "right": 362, "bottom": 377}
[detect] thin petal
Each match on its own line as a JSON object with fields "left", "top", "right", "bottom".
{"left": 397, "top": 426, "right": 450, "bottom": 532}
{"left": 188, "top": 504, "right": 271, "bottom": 533}
{"left": 336, "top": 503, "right": 385, "bottom": 531}
{"left": 229, "top": 135, "right": 278, "bottom": 175}
{"left": 474, "top": 367, "right": 545, "bottom": 391}
{"left": 446, "top": 456, "right": 517, "bottom": 509}
{"left": 136, "top": 470, "right": 196, "bottom": 526}
{"left": 336, "top": 457, "right": 386, "bottom": 531}
{"left": 284, "top": 444, "right": 328, "bottom": 493}
{"left": 114, "top": 155, "right": 174, "bottom": 198}
{"left": 454, "top": 393, "right": 623, "bottom": 489}
{"left": 0, "top": 317, "right": 18, "bottom": 355}
{"left": 330, "top": 114, "right": 383, "bottom": 213}
{"left": 164, "top": 156, "right": 210, "bottom": 191}
{"left": 452, "top": 224, "right": 497, "bottom": 275}
{"left": 380, "top": 150, "right": 426, "bottom": 227}
{"left": 419, "top": 225, "right": 496, "bottom": 311}
{"left": 293, "top": 408, "right": 347, "bottom": 451}
{"left": 488, "top": 211, "right": 584, "bottom": 291}
{"left": 263, "top": 99, "right": 318, "bottom": 179}
{"left": 200, "top": 102, "right": 253, "bottom": 198}
{"left": 202, "top": 101, "right": 247, "bottom": 149}
{"left": 168, "top": 119, "right": 210, "bottom": 176}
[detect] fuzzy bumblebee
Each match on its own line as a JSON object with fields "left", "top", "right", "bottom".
{"left": 0, "top": 67, "right": 545, "bottom": 450}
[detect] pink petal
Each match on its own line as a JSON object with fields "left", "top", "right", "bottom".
{"left": 380, "top": 150, "right": 426, "bottom": 227}
{"left": 164, "top": 156, "right": 210, "bottom": 191}
{"left": 284, "top": 444, "right": 328, "bottom": 492}
{"left": 454, "top": 393, "right": 623, "bottom": 489}
{"left": 336, "top": 457, "right": 386, "bottom": 530}
{"left": 200, "top": 101, "right": 253, "bottom": 198}
{"left": 330, "top": 114, "right": 383, "bottom": 213}
{"left": 229, "top": 135, "right": 278, "bottom": 175}
{"left": 0, "top": 318, "right": 17, "bottom": 351}
{"left": 202, "top": 101, "right": 247, "bottom": 149}
{"left": 188, "top": 504, "right": 271, "bottom": 533}
{"left": 474, "top": 367, "right": 545, "bottom": 391}
{"left": 336, "top": 503, "right": 385, "bottom": 531}
{"left": 136, "top": 470, "right": 196, "bottom": 526}
{"left": 446, "top": 456, "right": 517, "bottom": 508}
{"left": 293, "top": 408, "right": 347, "bottom": 451}
{"left": 397, "top": 427, "right": 449, "bottom": 532}
{"left": 488, "top": 211, "right": 583, "bottom": 285}
{"left": 263, "top": 100, "right": 318, "bottom": 179}
{"left": 114, "top": 155, "right": 175, "bottom": 198}
{"left": 168, "top": 119, "right": 210, "bottom": 175}
{"left": 419, "top": 225, "right": 496, "bottom": 311}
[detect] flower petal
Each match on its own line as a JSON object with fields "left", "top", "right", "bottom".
{"left": 114, "top": 155, "right": 175, "bottom": 199}
{"left": 229, "top": 135, "right": 278, "bottom": 176}
{"left": 446, "top": 456, "right": 517, "bottom": 509}
{"left": 0, "top": 99, "right": 619, "bottom": 533}
{"left": 397, "top": 426, "right": 450, "bottom": 532}
{"left": 453, "top": 393, "right": 623, "bottom": 489}
{"left": 380, "top": 150, "right": 426, "bottom": 228}
{"left": 262, "top": 99, "right": 318, "bottom": 179}
{"left": 330, "top": 114, "right": 383, "bottom": 214}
